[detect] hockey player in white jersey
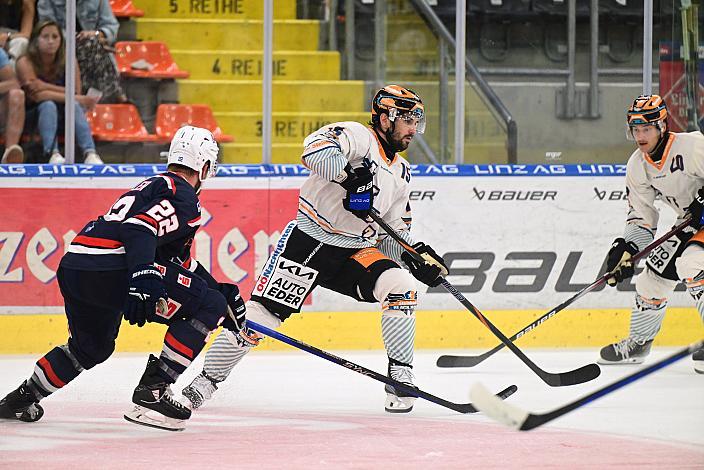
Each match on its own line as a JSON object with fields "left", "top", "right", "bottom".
{"left": 182, "top": 85, "right": 448, "bottom": 412}
{"left": 600, "top": 94, "right": 704, "bottom": 373}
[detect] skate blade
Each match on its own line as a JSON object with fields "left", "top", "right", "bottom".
{"left": 384, "top": 393, "right": 416, "bottom": 414}
{"left": 694, "top": 360, "right": 704, "bottom": 375}
{"left": 123, "top": 405, "right": 185, "bottom": 431}
{"left": 597, "top": 357, "right": 645, "bottom": 365}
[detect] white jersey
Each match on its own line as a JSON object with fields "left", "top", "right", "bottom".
{"left": 625, "top": 131, "right": 704, "bottom": 232}
{"left": 297, "top": 121, "right": 413, "bottom": 251}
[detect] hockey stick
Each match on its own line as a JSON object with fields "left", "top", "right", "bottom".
{"left": 469, "top": 339, "right": 703, "bottom": 431}
{"left": 246, "top": 320, "right": 518, "bottom": 414}
{"left": 438, "top": 218, "right": 692, "bottom": 368}
{"left": 369, "top": 211, "right": 600, "bottom": 387}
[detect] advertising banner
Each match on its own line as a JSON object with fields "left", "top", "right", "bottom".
{"left": 0, "top": 164, "right": 691, "bottom": 314}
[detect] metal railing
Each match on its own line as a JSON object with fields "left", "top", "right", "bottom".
{"left": 408, "top": 0, "right": 518, "bottom": 163}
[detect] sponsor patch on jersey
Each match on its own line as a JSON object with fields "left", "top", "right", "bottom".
{"left": 177, "top": 273, "right": 192, "bottom": 288}
{"left": 154, "top": 263, "right": 167, "bottom": 276}
{"left": 260, "top": 256, "right": 319, "bottom": 310}
{"left": 646, "top": 236, "right": 682, "bottom": 276}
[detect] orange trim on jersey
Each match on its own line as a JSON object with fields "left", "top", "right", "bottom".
{"left": 298, "top": 203, "right": 348, "bottom": 235}
{"left": 350, "top": 247, "right": 389, "bottom": 268}
{"left": 370, "top": 126, "right": 397, "bottom": 166}
{"left": 689, "top": 229, "right": 704, "bottom": 246}
{"left": 643, "top": 133, "right": 676, "bottom": 171}
{"left": 72, "top": 235, "right": 123, "bottom": 249}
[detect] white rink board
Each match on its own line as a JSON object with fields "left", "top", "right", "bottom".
{"left": 313, "top": 176, "right": 689, "bottom": 311}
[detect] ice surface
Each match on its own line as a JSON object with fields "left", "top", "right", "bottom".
{"left": 1, "top": 348, "right": 702, "bottom": 469}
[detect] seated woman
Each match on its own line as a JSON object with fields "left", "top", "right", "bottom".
{"left": 15, "top": 20, "right": 102, "bottom": 164}
{"left": 37, "top": 0, "right": 126, "bottom": 103}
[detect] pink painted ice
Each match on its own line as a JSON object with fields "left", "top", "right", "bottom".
{"left": 1, "top": 350, "right": 702, "bottom": 469}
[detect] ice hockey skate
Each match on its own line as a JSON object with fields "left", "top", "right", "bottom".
{"left": 384, "top": 362, "right": 418, "bottom": 413}
{"left": 0, "top": 381, "right": 44, "bottom": 422}
{"left": 124, "top": 355, "right": 192, "bottom": 431}
{"left": 693, "top": 346, "right": 704, "bottom": 374}
{"left": 598, "top": 338, "right": 653, "bottom": 364}
{"left": 182, "top": 372, "right": 218, "bottom": 409}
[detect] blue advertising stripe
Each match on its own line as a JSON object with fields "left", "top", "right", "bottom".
{"left": 0, "top": 164, "right": 627, "bottom": 178}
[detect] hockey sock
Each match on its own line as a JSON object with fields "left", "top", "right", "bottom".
{"left": 381, "top": 309, "right": 416, "bottom": 366}
{"left": 159, "top": 318, "right": 211, "bottom": 383}
{"left": 28, "top": 344, "right": 84, "bottom": 400}
{"left": 202, "top": 329, "right": 251, "bottom": 382}
{"left": 628, "top": 294, "right": 667, "bottom": 342}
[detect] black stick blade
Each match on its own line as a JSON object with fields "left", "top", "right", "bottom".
{"left": 453, "top": 384, "right": 518, "bottom": 414}
{"left": 541, "top": 363, "right": 601, "bottom": 387}
{"left": 436, "top": 354, "right": 485, "bottom": 368}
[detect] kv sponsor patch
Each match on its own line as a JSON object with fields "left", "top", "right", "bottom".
{"left": 261, "top": 256, "right": 318, "bottom": 310}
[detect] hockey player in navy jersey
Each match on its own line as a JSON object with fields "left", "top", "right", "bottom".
{"left": 182, "top": 85, "right": 448, "bottom": 414}
{"left": 0, "top": 126, "right": 257, "bottom": 431}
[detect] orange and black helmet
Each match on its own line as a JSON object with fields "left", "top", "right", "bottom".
{"left": 627, "top": 94, "right": 668, "bottom": 126}
{"left": 371, "top": 85, "right": 425, "bottom": 133}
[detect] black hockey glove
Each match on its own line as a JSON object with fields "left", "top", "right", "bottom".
{"left": 401, "top": 242, "right": 449, "bottom": 287}
{"left": 220, "top": 283, "right": 261, "bottom": 348}
{"left": 686, "top": 187, "right": 704, "bottom": 229}
{"left": 124, "top": 264, "right": 168, "bottom": 327}
{"left": 338, "top": 164, "right": 374, "bottom": 221}
{"left": 605, "top": 238, "right": 639, "bottom": 287}
{"left": 220, "top": 283, "right": 246, "bottom": 333}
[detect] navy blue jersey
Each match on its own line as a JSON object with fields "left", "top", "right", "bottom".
{"left": 61, "top": 172, "right": 202, "bottom": 272}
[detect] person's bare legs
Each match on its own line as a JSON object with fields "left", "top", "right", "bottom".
{"left": 1, "top": 88, "right": 25, "bottom": 163}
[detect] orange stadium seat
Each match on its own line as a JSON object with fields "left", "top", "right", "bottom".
{"left": 86, "top": 104, "right": 157, "bottom": 142}
{"left": 155, "top": 104, "right": 234, "bottom": 143}
{"left": 115, "top": 42, "right": 190, "bottom": 79}
{"left": 109, "top": 0, "right": 144, "bottom": 18}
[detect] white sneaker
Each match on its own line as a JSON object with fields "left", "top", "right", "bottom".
{"left": 1, "top": 145, "right": 24, "bottom": 164}
{"left": 49, "top": 152, "right": 65, "bottom": 164}
{"left": 83, "top": 151, "right": 103, "bottom": 164}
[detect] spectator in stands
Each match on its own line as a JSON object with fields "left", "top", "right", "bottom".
{"left": 0, "top": 48, "right": 25, "bottom": 164}
{"left": 37, "top": 0, "right": 127, "bottom": 103}
{"left": 0, "top": 0, "right": 35, "bottom": 62}
{"left": 16, "top": 21, "right": 102, "bottom": 164}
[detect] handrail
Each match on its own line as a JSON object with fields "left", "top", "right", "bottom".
{"left": 408, "top": 0, "right": 518, "bottom": 163}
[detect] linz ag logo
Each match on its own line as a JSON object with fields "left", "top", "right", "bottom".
{"left": 472, "top": 188, "right": 557, "bottom": 201}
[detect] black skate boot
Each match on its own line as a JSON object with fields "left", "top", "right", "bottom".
{"left": 598, "top": 338, "right": 653, "bottom": 364}
{"left": 0, "top": 381, "right": 44, "bottom": 422}
{"left": 384, "top": 360, "right": 418, "bottom": 413}
{"left": 124, "top": 355, "right": 191, "bottom": 431}
{"left": 693, "top": 346, "right": 704, "bottom": 375}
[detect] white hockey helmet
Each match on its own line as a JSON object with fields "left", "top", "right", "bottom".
{"left": 167, "top": 125, "right": 219, "bottom": 180}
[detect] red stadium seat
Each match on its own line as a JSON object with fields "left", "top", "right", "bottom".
{"left": 115, "top": 42, "right": 190, "bottom": 79}
{"left": 86, "top": 104, "right": 157, "bottom": 142}
{"left": 155, "top": 105, "right": 234, "bottom": 143}
{"left": 109, "top": 0, "right": 144, "bottom": 18}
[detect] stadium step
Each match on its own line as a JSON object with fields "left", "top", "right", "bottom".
{"left": 135, "top": 0, "right": 296, "bottom": 19}
{"left": 219, "top": 142, "right": 508, "bottom": 165}
{"left": 213, "top": 112, "right": 369, "bottom": 143}
{"left": 220, "top": 142, "right": 302, "bottom": 163}
{"left": 177, "top": 80, "right": 366, "bottom": 113}
{"left": 135, "top": 19, "right": 320, "bottom": 51}
{"left": 170, "top": 50, "right": 340, "bottom": 81}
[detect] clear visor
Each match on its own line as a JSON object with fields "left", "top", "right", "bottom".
{"left": 389, "top": 108, "right": 426, "bottom": 134}
{"left": 625, "top": 122, "right": 662, "bottom": 141}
